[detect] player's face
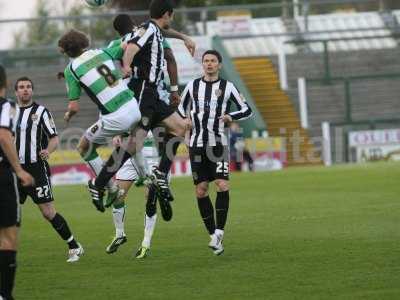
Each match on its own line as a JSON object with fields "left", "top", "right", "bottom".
{"left": 162, "top": 12, "right": 174, "bottom": 29}
{"left": 15, "top": 81, "right": 33, "bottom": 104}
{"left": 202, "top": 54, "right": 221, "bottom": 76}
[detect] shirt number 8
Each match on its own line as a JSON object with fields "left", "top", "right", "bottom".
{"left": 97, "top": 64, "right": 117, "bottom": 86}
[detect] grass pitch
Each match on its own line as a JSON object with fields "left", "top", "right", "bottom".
{"left": 16, "top": 162, "right": 400, "bottom": 299}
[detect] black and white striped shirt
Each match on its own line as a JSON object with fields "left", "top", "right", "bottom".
{"left": 0, "top": 97, "right": 18, "bottom": 166}
{"left": 178, "top": 77, "right": 253, "bottom": 147}
{"left": 16, "top": 102, "right": 57, "bottom": 165}
{"left": 127, "top": 20, "right": 165, "bottom": 85}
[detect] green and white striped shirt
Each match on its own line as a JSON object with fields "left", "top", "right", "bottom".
{"left": 64, "top": 45, "right": 135, "bottom": 115}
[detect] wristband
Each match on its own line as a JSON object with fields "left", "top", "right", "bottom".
{"left": 170, "top": 85, "right": 178, "bottom": 92}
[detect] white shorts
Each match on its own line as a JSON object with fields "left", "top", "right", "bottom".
{"left": 85, "top": 99, "right": 141, "bottom": 145}
{"left": 116, "top": 146, "right": 159, "bottom": 182}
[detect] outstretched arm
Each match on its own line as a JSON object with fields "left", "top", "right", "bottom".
{"left": 164, "top": 48, "right": 180, "bottom": 106}
{"left": 162, "top": 28, "right": 196, "bottom": 56}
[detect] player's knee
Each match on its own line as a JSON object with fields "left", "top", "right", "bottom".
{"left": 196, "top": 184, "right": 209, "bottom": 198}
{"left": 215, "top": 180, "right": 229, "bottom": 192}
{"left": 176, "top": 120, "right": 187, "bottom": 137}
{"left": 41, "top": 206, "right": 56, "bottom": 221}
{"left": 0, "top": 229, "right": 18, "bottom": 250}
{"left": 0, "top": 237, "right": 17, "bottom": 250}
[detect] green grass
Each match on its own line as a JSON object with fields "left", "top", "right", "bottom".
{"left": 16, "top": 162, "right": 400, "bottom": 299}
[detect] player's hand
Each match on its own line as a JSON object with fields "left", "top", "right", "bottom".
{"left": 39, "top": 149, "right": 50, "bottom": 160}
{"left": 122, "top": 66, "right": 132, "bottom": 78}
{"left": 183, "top": 118, "right": 192, "bottom": 131}
{"left": 170, "top": 91, "right": 181, "bottom": 107}
{"left": 219, "top": 114, "right": 233, "bottom": 124}
{"left": 16, "top": 169, "right": 35, "bottom": 187}
{"left": 64, "top": 111, "right": 72, "bottom": 123}
{"left": 184, "top": 37, "right": 196, "bottom": 57}
{"left": 113, "top": 135, "right": 123, "bottom": 147}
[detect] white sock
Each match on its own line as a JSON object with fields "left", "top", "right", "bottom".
{"left": 142, "top": 214, "right": 157, "bottom": 248}
{"left": 112, "top": 206, "right": 126, "bottom": 238}
{"left": 87, "top": 156, "right": 114, "bottom": 189}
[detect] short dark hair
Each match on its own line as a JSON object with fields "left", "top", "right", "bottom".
{"left": 202, "top": 50, "right": 223, "bottom": 63}
{"left": 113, "top": 14, "right": 134, "bottom": 37}
{"left": 15, "top": 77, "right": 34, "bottom": 91}
{"left": 58, "top": 29, "right": 90, "bottom": 58}
{"left": 0, "top": 65, "right": 6, "bottom": 90}
{"left": 150, "top": 0, "right": 174, "bottom": 19}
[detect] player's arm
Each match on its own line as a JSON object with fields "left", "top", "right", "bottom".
{"left": 220, "top": 83, "right": 253, "bottom": 123}
{"left": 164, "top": 47, "right": 180, "bottom": 106}
{"left": 162, "top": 28, "right": 196, "bottom": 56}
{"left": 0, "top": 105, "right": 34, "bottom": 186}
{"left": 122, "top": 43, "right": 140, "bottom": 77}
{"left": 63, "top": 66, "right": 81, "bottom": 123}
{"left": 178, "top": 82, "right": 193, "bottom": 130}
{"left": 123, "top": 25, "right": 156, "bottom": 76}
{"left": 64, "top": 101, "right": 79, "bottom": 123}
{"left": 40, "top": 110, "right": 59, "bottom": 160}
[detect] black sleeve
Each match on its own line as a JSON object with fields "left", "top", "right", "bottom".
{"left": 228, "top": 83, "right": 253, "bottom": 121}
{"left": 178, "top": 82, "right": 193, "bottom": 118}
{"left": 41, "top": 109, "right": 58, "bottom": 138}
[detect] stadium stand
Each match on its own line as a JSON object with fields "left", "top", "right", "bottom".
{"left": 295, "top": 12, "right": 397, "bottom": 51}
{"left": 198, "top": 17, "right": 297, "bottom": 56}
{"left": 284, "top": 48, "right": 400, "bottom": 144}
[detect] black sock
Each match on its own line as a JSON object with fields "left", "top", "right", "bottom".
{"left": 146, "top": 184, "right": 157, "bottom": 217}
{"left": 0, "top": 250, "right": 17, "bottom": 300}
{"left": 197, "top": 196, "right": 216, "bottom": 235}
{"left": 158, "top": 133, "right": 181, "bottom": 174}
{"left": 95, "top": 147, "right": 131, "bottom": 188}
{"left": 216, "top": 191, "right": 230, "bottom": 230}
{"left": 50, "top": 213, "right": 79, "bottom": 249}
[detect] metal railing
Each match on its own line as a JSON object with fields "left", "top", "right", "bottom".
{"left": 0, "top": 0, "right": 398, "bottom": 50}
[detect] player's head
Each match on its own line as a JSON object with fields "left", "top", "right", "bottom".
{"left": 58, "top": 29, "right": 90, "bottom": 58}
{"left": 0, "top": 65, "right": 6, "bottom": 97}
{"left": 14, "top": 77, "right": 34, "bottom": 104}
{"left": 202, "top": 50, "right": 223, "bottom": 76}
{"left": 113, "top": 14, "right": 135, "bottom": 37}
{"left": 149, "top": 0, "right": 175, "bottom": 29}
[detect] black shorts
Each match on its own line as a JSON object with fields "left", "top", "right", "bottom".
{"left": 128, "top": 79, "right": 175, "bottom": 131}
{"left": 189, "top": 144, "right": 230, "bottom": 185}
{"left": 0, "top": 165, "right": 21, "bottom": 228}
{"left": 19, "top": 161, "right": 53, "bottom": 204}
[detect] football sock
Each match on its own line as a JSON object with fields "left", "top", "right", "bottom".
{"left": 197, "top": 196, "right": 216, "bottom": 235}
{"left": 95, "top": 147, "right": 131, "bottom": 188}
{"left": 84, "top": 152, "right": 114, "bottom": 190}
{"left": 216, "top": 191, "right": 230, "bottom": 230}
{"left": 50, "top": 213, "right": 79, "bottom": 249}
{"left": 0, "top": 250, "right": 17, "bottom": 300}
{"left": 142, "top": 214, "right": 157, "bottom": 248}
{"left": 158, "top": 133, "right": 181, "bottom": 174}
{"left": 145, "top": 185, "right": 157, "bottom": 217}
{"left": 112, "top": 202, "right": 126, "bottom": 238}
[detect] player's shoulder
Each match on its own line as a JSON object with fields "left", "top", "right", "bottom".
{"left": 225, "top": 79, "right": 239, "bottom": 91}
{"left": 33, "top": 102, "right": 49, "bottom": 114}
{"left": 0, "top": 97, "right": 8, "bottom": 107}
{"left": 0, "top": 97, "right": 15, "bottom": 110}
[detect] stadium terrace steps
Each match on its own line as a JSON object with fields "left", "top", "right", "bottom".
{"left": 234, "top": 57, "right": 322, "bottom": 166}
{"left": 279, "top": 48, "right": 400, "bottom": 144}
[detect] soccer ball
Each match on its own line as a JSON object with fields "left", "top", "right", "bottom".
{"left": 85, "top": 0, "right": 109, "bottom": 7}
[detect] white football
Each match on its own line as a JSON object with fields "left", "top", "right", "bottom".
{"left": 85, "top": 0, "right": 109, "bottom": 7}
